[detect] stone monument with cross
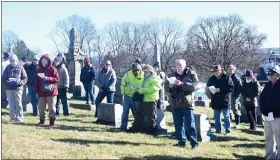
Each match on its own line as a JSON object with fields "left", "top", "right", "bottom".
{"left": 66, "top": 28, "right": 85, "bottom": 99}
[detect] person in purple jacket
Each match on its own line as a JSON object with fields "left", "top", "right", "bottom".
{"left": 2, "top": 54, "right": 28, "bottom": 123}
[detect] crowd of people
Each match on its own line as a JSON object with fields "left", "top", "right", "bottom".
{"left": 1, "top": 52, "right": 280, "bottom": 159}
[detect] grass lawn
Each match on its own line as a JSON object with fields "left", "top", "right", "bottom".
{"left": 1, "top": 99, "right": 265, "bottom": 159}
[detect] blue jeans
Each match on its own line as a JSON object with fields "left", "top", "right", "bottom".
{"left": 56, "top": 88, "right": 69, "bottom": 115}
{"left": 173, "top": 108, "right": 198, "bottom": 147}
{"left": 83, "top": 83, "right": 95, "bottom": 104}
{"left": 27, "top": 84, "right": 38, "bottom": 115}
{"left": 214, "top": 107, "right": 231, "bottom": 133}
{"left": 120, "top": 95, "right": 140, "bottom": 129}
{"left": 95, "top": 91, "right": 115, "bottom": 117}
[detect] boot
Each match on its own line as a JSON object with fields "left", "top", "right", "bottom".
{"left": 49, "top": 118, "right": 56, "bottom": 127}
{"left": 38, "top": 119, "right": 45, "bottom": 125}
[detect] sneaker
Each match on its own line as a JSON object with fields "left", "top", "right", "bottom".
{"left": 173, "top": 143, "right": 186, "bottom": 147}
{"left": 234, "top": 124, "right": 240, "bottom": 129}
{"left": 191, "top": 145, "right": 198, "bottom": 150}
{"left": 85, "top": 102, "right": 89, "bottom": 105}
{"left": 215, "top": 131, "right": 221, "bottom": 134}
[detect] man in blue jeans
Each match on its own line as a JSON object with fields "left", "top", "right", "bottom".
{"left": 54, "top": 56, "right": 70, "bottom": 116}
{"left": 95, "top": 60, "right": 117, "bottom": 117}
{"left": 24, "top": 56, "right": 39, "bottom": 116}
{"left": 206, "top": 65, "right": 234, "bottom": 135}
{"left": 80, "top": 58, "right": 96, "bottom": 105}
{"left": 120, "top": 63, "right": 144, "bottom": 130}
{"left": 165, "top": 59, "right": 199, "bottom": 149}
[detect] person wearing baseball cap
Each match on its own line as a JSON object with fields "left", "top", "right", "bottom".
{"left": 260, "top": 65, "right": 280, "bottom": 160}
{"left": 120, "top": 63, "right": 144, "bottom": 130}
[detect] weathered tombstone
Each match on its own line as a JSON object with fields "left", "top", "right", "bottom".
{"left": 22, "top": 85, "right": 33, "bottom": 112}
{"left": 113, "top": 77, "right": 123, "bottom": 105}
{"left": 186, "top": 113, "right": 217, "bottom": 142}
{"left": 65, "top": 28, "right": 85, "bottom": 99}
{"left": 156, "top": 108, "right": 169, "bottom": 134}
{"left": 96, "top": 103, "right": 123, "bottom": 128}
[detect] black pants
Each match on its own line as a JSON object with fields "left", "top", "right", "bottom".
{"left": 132, "top": 101, "right": 157, "bottom": 132}
{"left": 245, "top": 105, "right": 257, "bottom": 129}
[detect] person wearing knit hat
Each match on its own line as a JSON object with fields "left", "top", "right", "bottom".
{"left": 241, "top": 69, "right": 260, "bottom": 131}
{"left": 260, "top": 65, "right": 280, "bottom": 159}
{"left": 2, "top": 53, "right": 28, "bottom": 122}
{"left": 80, "top": 57, "right": 96, "bottom": 105}
{"left": 120, "top": 63, "right": 144, "bottom": 130}
{"left": 127, "top": 64, "right": 162, "bottom": 135}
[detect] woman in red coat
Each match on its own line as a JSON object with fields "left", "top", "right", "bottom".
{"left": 35, "top": 54, "right": 59, "bottom": 127}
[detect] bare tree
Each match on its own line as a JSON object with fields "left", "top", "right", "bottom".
{"left": 49, "top": 15, "right": 97, "bottom": 56}
{"left": 2, "top": 30, "right": 19, "bottom": 53}
{"left": 184, "top": 14, "right": 267, "bottom": 80}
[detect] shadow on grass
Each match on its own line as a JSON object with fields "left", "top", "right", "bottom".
{"left": 233, "top": 143, "right": 265, "bottom": 149}
{"left": 68, "top": 113, "right": 93, "bottom": 118}
{"left": 232, "top": 153, "right": 264, "bottom": 160}
{"left": 122, "top": 155, "right": 218, "bottom": 160}
{"left": 1, "top": 111, "right": 9, "bottom": 116}
{"left": 53, "top": 138, "right": 166, "bottom": 146}
{"left": 216, "top": 136, "right": 253, "bottom": 142}
{"left": 240, "top": 129, "right": 264, "bottom": 136}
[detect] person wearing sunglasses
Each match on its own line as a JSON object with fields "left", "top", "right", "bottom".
{"left": 241, "top": 69, "right": 260, "bottom": 131}
{"left": 95, "top": 60, "right": 116, "bottom": 117}
{"left": 259, "top": 66, "right": 280, "bottom": 160}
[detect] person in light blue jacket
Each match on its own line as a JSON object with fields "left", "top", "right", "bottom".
{"left": 94, "top": 60, "right": 117, "bottom": 117}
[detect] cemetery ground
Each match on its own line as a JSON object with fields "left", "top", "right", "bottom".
{"left": 1, "top": 97, "right": 265, "bottom": 159}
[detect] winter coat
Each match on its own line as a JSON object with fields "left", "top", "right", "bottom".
{"left": 241, "top": 79, "right": 260, "bottom": 108}
{"left": 259, "top": 79, "right": 280, "bottom": 118}
{"left": 156, "top": 71, "right": 166, "bottom": 104}
{"left": 96, "top": 67, "right": 117, "bottom": 92}
{"left": 121, "top": 70, "right": 144, "bottom": 97}
{"left": 24, "top": 63, "right": 38, "bottom": 85}
{"left": 165, "top": 69, "right": 198, "bottom": 109}
{"left": 35, "top": 54, "right": 59, "bottom": 97}
{"left": 80, "top": 64, "right": 96, "bottom": 84}
{"left": 138, "top": 74, "right": 162, "bottom": 102}
{"left": 56, "top": 63, "right": 69, "bottom": 89}
{"left": 207, "top": 73, "right": 234, "bottom": 110}
{"left": 2, "top": 64, "right": 27, "bottom": 90}
{"left": 231, "top": 73, "right": 243, "bottom": 100}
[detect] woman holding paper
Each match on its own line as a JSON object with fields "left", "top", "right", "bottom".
{"left": 2, "top": 54, "right": 27, "bottom": 122}
{"left": 259, "top": 66, "right": 280, "bottom": 160}
{"left": 206, "top": 65, "right": 234, "bottom": 135}
{"left": 241, "top": 69, "right": 260, "bottom": 131}
{"left": 35, "top": 54, "right": 59, "bottom": 127}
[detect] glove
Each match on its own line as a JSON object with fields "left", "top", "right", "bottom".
{"left": 106, "top": 88, "right": 111, "bottom": 92}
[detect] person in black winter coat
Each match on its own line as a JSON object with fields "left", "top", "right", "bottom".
{"left": 259, "top": 66, "right": 280, "bottom": 160}
{"left": 80, "top": 57, "right": 96, "bottom": 105}
{"left": 206, "top": 65, "right": 234, "bottom": 135}
{"left": 227, "top": 64, "right": 243, "bottom": 128}
{"left": 241, "top": 69, "right": 260, "bottom": 131}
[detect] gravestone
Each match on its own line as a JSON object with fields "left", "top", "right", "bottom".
{"left": 187, "top": 113, "right": 217, "bottom": 142}
{"left": 65, "top": 28, "right": 85, "bottom": 99}
{"left": 113, "top": 77, "right": 123, "bottom": 105}
{"left": 96, "top": 103, "right": 123, "bottom": 128}
{"left": 69, "top": 103, "right": 95, "bottom": 111}
{"left": 156, "top": 108, "right": 169, "bottom": 134}
{"left": 22, "top": 85, "right": 33, "bottom": 112}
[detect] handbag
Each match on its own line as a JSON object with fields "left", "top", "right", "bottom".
{"left": 41, "top": 81, "right": 54, "bottom": 92}
{"left": 133, "top": 92, "right": 144, "bottom": 102}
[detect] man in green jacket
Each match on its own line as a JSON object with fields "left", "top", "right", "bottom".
{"left": 127, "top": 64, "right": 162, "bottom": 135}
{"left": 120, "top": 63, "right": 144, "bottom": 130}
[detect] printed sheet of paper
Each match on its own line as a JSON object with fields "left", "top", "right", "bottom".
{"left": 37, "top": 73, "right": 45, "bottom": 78}
{"left": 8, "top": 78, "right": 16, "bottom": 82}
{"left": 208, "top": 86, "right": 216, "bottom": 94}
{"left": 167, "top": 77, "right": 177, "bottom": 84}
{"left": 266, "top": 112, "right": 274, "bottom": 121}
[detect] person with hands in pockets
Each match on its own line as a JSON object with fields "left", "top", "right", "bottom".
{"left": 35, "top": 54, "right": 59, "bottom": 127}
{"left": 2, "top": 54, "right": 28, "bottom": 123}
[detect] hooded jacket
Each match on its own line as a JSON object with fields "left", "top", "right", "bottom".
{"left": 138, "top": 74, "right": 162, "bottom": 102}
{"left": 2, "top": 63, "right": 27, "bottom": 90}
{"left": 55, "top": 63, "right": 69, "bottom": 89}
{"left": 121, "top": 70, "right": 144, "bottom": 97}
{"left": 35, "top": 54, "right": 59, "bottom": 97}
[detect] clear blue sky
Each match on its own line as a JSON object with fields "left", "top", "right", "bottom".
{"left": 2, "top": 2, "right": 280, "bottom": 55}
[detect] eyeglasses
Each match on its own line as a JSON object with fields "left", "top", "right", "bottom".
{"left": 268, "top": 72, "right": 276, "bottom": 76}
{"left": 105, "top": 63, "right": 111, "bottom": 66}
